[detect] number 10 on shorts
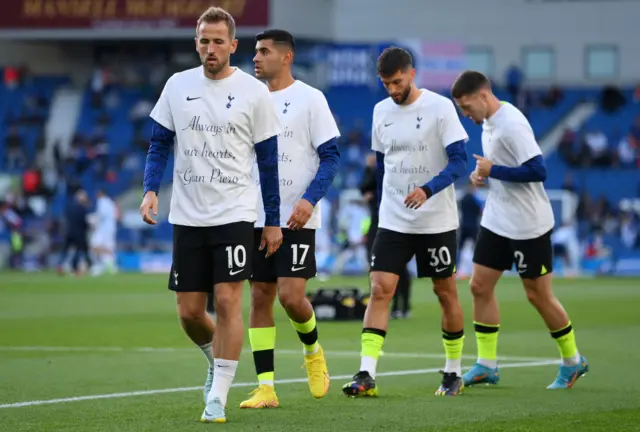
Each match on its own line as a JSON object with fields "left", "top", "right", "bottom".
{"left": 226, "top": 245, "right": 246, "bottom": 269}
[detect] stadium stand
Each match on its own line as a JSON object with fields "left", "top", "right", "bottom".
{"left": 1, "top": 53, "right": 639, "bottom": 275}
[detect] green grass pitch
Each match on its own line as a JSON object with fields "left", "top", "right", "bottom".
{"left": 1, "top": 273, "right": 639, "bottom": 431}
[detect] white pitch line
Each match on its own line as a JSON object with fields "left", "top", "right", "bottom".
{"left": 0, "top": 360, "right": 558, "bottom": 409}
{"left": 0, "top": 346, "right": 555, "bottom": 362}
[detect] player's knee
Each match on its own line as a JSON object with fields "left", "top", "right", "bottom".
{"left": 522, "top": 277, "right": 552, "bottom": 306}
{"left": 432, "top": 278, "right": 457, "bottom": 303}
{"left": 214, "top": 287, "right": 242, "bottom": 317}
{"left": 277, "top": 279, "right": 307, "bottom": 311}
{"left": 469, "top": 277, "right": 493, "bottom": 298}
{"left": 370, "top": 279, "right": 394, "bottom": 302}
{"left": 251, "top": 282, "right": 276, "bottom": 311}
{"left": 176, "top": 297, "right": 206, "bottom": 325}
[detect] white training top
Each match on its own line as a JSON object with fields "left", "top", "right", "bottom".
{"left": 254, "top": 80, "right": 340, "bottom": 229}
{"left": 150, "top": 66, "right": 281, "bottom": 227}
{"left": 372, "top": 89, "right": 469, "bottom": 234}
{"left": 480, "top": 102, "right": 555, "bottom": 240}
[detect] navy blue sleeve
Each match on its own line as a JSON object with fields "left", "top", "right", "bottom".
{"left": 255, "top": 135, "right": 281, "bottom": 226}
{"left": 302, "top": 138, "right": 340, "bottom": 206}
{"left": 143, "top": 120, "right": 175, "bottom": 196}
{"left": 489, "top": 155, "right": 547, "bottom": 183}
{"left": 421, "top": 141, "right": 467, "bottom": 198}
{"left": 375, "top": 151, "right": 385, "bottom": 210}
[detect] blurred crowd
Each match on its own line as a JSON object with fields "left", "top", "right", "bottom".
{"left": 1, "top": 59, "right": 640, "bottom": 273}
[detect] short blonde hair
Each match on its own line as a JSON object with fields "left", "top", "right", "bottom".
{"left": 196, "top": 6, "right": 236, "bottom": 39}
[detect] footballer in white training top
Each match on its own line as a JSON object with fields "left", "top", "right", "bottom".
{"left": 451, "top": 70, "right": 589, "bottom": 391}
{"left": 240, "top": 29, "right": 340, "bottom": 406}
{"left": 140, "top": 7, "right": 285, "bottom": 424}
{"left": 479, "top": 102, "right": 555, "bottom": 240}
{"left": 343, "top": 47, "right": 470, "bottom": 399}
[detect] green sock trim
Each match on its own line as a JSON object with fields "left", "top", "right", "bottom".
{"left": 249, "top": 327, "right": 276, "bottom": 352}
{"left": 554, "top": 327, "right": 578, "bottom": 358}
{"left": 476, "top": 330, "right": 499, "bottom": 360}
{"left": 442, "top": 334, "right": 465, "bottom": 360}
{"left": 290, "top": 313, "right": 316, "bottom": 334}
{"left": 257, "top": 371, "right": 274, "bottom": 383}
{"left": 473, "top": 321, "right": 500, "bottom": 328}
{"left": 361, "top": 332, "right": 385, "bottom": 360}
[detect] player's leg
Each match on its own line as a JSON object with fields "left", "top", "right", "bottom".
{"left": 89, "top": 231, "right": 104, "bottom": 276}
{"left": 240, "top": 228, "right": 279, "bottom": 409}
{"left": 463, "top": 227, "right": 512, "bottom": 387}
{"left": 169, "top": 225, "right": 216, "bottom": 404}
{"left": 277, "top": 229, "right": 328, "bottom": 399}
{"left": 103, "top": 231, "right": 117, "bottom": 274}
{"left": 202, "top": 222, "right": 254, "bottom": 423}
{"left": 399, "top": 266, "right": 412, "bottom": 317}
{"left": 513, "top": 232, "right": 589, "bottom": 389}
{"left": 57, "top": 235, "right": 72, "bottom": 275}
{"left": 78, "top": 236, "right": 93, "bottom": 273}
{"left": 415, "top": 230, "right": 464, "bottom": 396}
{"left": 342, "top": 229, "right": 413, "bottom": 397}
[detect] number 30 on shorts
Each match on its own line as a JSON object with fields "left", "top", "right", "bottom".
{"left": 427, "top": 246, "right": 452, "bottom": 267}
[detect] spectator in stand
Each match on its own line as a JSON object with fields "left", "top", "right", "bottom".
{"left": 539, "top": 85, "right": 563, "bottom": 108}
{"left": 582, "top": 129, "right": 612, "bottom": 167}
{"left": 629, "top": 115, "right": 640, "bottom": 148}
{"left": 617, "top": 132, "right": 638, "bottom": 168}
{"left": 22, "top": 165, "right": 41, "bottom": 197}
{"left": 620, "top": 212, "right": 638, "bottom": 249}
{"left": 3, "top": 66, "right": 19, "bottom": 89}
{"left": 505, "top": 64, "right": 523, "bottom": 102}
{"left": 558, "top": 128, "right": 580, "bottom": 166}
{"left": 561, "top": 172, "right": 578, "bottom": 193}
{"left": 4, "top": 126, "right": 26, "bottom": 169}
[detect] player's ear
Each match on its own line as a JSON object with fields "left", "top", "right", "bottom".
{"left": 194, "top": 37, "right": 198, "bottom": 51}
{"left": 285, "top": 50, "right": 294, "bottom": 64}
{"left": 410, "top": 68, "right": 416, "bottom": 80}
{"left": 230, "top": 39, "right": 238, "bottom": 55}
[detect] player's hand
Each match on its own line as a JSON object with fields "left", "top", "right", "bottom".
{"left": 260, "top": 226, "right": 283, "bottom": 258}
{"left": 139, "top": 191, "right": 158, "bottom": 225}
{"left": 404, "top": 187, "right": 428, "bottom": 209}
{"left": 473, "top": 154, "right": 493, "bottom": 178}
{"left": 287, "top": 199, "right": 314, "bottom": 230}
{"left": 470, "top": 170, "right": 486, "bottom": 187}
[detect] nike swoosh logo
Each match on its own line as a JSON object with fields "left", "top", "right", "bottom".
{"left": 435, "top": 267, "right": 447, "bottom": 272}
{"left": 384, "top": 123, "right": 393, "bottom": 127}
{"left": 229, "top": 269, "right": 244, "bottom": 275}
{"left": 291, "top": 266, "right": 306, "bottom": 272}
{"left": 186, "top": 96, "right": 201, "bottom": 101}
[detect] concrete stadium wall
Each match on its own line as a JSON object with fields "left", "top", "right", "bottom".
{"left": 273, "top": 0, "right": 640, "bottom": 85}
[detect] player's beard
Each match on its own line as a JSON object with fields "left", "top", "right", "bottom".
{"left": 203, "top": 56, "right": 228, "bottom": 77}
{"left": 392, "top": 86, "right": 411, "bottom": 105}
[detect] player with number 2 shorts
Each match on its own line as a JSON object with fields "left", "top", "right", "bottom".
{"left": 451, "top": 70, "right": 588, "bottom": 391}
{"left": 342, "top": 47, "right": 469, "bottom": 399}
